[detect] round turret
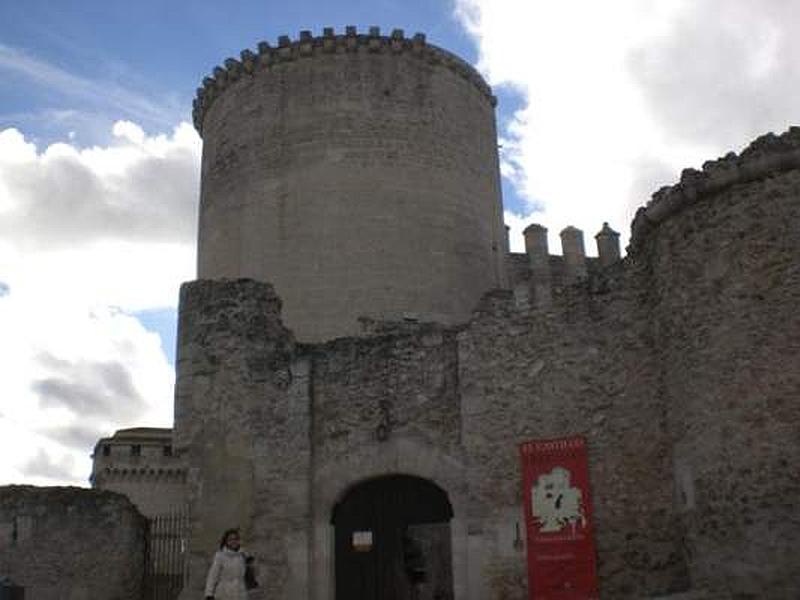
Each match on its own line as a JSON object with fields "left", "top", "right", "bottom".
{"left": 193, "top": 27, "right": 506, "bottom": 341}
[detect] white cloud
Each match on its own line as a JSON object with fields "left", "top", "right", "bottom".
{"left": 0, "top": 122, "right": 200, "bottom": 486}
{"left": 628, "top": 0, "right": 800, "bottom": 150}
{"left": 455, "top": 0, "right": 800, "bottom": 253}
{"left": 0, "top": 121, "right": 200, "bottom": 249}
{"left": 21, "top": 449, "right": 78, "bottom": 483}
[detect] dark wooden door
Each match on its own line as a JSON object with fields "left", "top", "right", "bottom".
{"left": 332, "top": 475, "right": 454, "bottom": 600}
{"left": 407, "top": 522, "right": 453, "bottom": 600}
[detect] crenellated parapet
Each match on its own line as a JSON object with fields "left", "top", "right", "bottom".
{"left": 192, "top": 26, "right": 496, "bottom": 134}
{"left": 90, "top": 427, "right": 188, "bottom": 517}
{"left": 630, "top": 126, "right": 800, "bottom": 249}
{"left": 507, "top": 222, "right": 622, "bottom": 308}
{"left": 93, "top": 466, "right": 187, "bottom": 485}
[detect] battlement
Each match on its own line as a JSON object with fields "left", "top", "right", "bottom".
{"left": 504, "top": 222, "right": 622, "bottom": 308}
{"left": 630, "top": 126, "right": 800, "bottom": 249}
{"left": 90, "top": 427, "right": 184, "bottom": 485}
{"left": 92, "top": 466, "right": 187, "bottom": 485}
{"left": 90, "top": 427, "right": 188, "bottom": 517}
{"left": 516, "top": 222, "right": 621, "bottom": 271}
{"left": 192, "top": 26, "right": 496, "bottom": 134}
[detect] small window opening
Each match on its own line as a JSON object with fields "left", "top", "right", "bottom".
{"left": 130, "top": 444, "right": 141, "bottom": 456}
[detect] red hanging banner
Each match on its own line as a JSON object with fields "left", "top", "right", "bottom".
{"left": 519, "top": 435, "right": 600, "bottom": 600}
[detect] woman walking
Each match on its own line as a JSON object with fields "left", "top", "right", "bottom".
{"left": 204, "top": 528, "right": 250, "bottom": 600}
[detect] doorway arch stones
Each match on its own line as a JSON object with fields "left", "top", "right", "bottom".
{"left": 309, "top": 435, "right": 471, "bottom": 600}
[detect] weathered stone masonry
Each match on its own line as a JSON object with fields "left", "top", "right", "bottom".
{"left": 165, "top": 24, "right": 800, "bottom": 600}
{"left": 0, "top": 486, "right": 146, "bottom": 600}
{"left": 173, "top": 279, "right": 304, "bottom": 599}
{"left": 3, "top": 24, "right": 795, "bottom": 600}
{"left": 91, "top": 427, "right": 187, "bottom": 518}
{"left": 174, "top": 125, "right": 800, "bottom": 600}
{"left": 193, "top": 27, "right": 506, "bottom": 343}
{"left": 641, "top": 136, "right": 800, "bottom": 597}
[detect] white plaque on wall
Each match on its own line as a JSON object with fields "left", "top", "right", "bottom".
{"left": 352, "top": 530, "right": 373, "bottom": 552}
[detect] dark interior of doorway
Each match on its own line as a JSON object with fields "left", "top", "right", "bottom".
{"left": 331, "top": 474, "right": 454, "bottom": 600}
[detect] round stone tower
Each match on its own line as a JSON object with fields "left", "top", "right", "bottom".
{"left": 192, "top": 27, "right": 506, "bottom": 342}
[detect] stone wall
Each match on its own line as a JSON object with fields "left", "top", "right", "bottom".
{"left": 94, "top": 472, "right": 187, "bottom": 519}
{"left": 174, "top": 128, "right": 800, "bottom": 600}
{"left": 174, "top": 279, "right": 304, "bottom": 600}
{"left": 457, "top": 279, "right": 687, "bottom": 599}
{"left": 303, "top": 324, "right": 471, "bottom": 599}
{"left": 0, "top": 486, "right": 145, "bottom": 600}
{"left": 92, "top": 427, "right": 187, "bottom": 518}
{"left": 174, "top": 276, "right": 687, "bottom": 599}
{"left": 300, "top": 282, "right": 690, "bottom": 597}
{"left": 308, "top": 324, "right": 462, "bottom": 466}
{"left": 641, "top": 132, "right": 800, "bottom": 598}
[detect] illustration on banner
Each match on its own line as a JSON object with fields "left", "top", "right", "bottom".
{"left": 531, "top": 466, "right": 587, "bottom": 532}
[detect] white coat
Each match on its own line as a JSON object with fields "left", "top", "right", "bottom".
{"left": 204, "top": 547, "right": 248, "bottom": 600}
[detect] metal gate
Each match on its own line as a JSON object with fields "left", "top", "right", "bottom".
{"left": 143, "top": 507, "right": 189, "bottom": 600}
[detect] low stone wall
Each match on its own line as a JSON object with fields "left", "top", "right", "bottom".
{"left": 0, "top": 486, "right": 145, "bottom": 600}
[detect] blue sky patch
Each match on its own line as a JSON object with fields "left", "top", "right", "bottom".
{"left": 131, "top": 308, "right": 178, "bottom": 366}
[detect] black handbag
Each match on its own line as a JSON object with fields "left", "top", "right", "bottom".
{"left": 244, "top": 555, "right": 259, "bottom": 589}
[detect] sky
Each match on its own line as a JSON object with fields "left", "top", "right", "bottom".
{"left": 0, "top": 0, "right": 798, "bottom": 486}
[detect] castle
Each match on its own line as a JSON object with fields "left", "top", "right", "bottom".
{"left": 172, "top": 27, "right": 800, "bottom": 599}
{"left": 90, "top": 427, "right": 186, "bottom": 518}
{"left": 2, "top": 26, "right": 799, "bottom": 600}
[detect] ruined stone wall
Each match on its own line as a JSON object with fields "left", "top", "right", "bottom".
{"left": 173, "top": 270, "right": 696, "bottom": 600}
{"left": 307, "top": 324, "right": 462, "bottom": 466}
{"left": 173, "top": 279, "right": 307, "bottom": 600}
{"left": 634, "top": 129, "right": 800, "bottom": 598}
{"left": 291, "top": 265, "right": 687, "bottom": 599}
{"left": 456, "top": 276, "right": 687, "bottom": 599}
{"left": 303, "top": 323, "right": 471, "bottom": 599}
{"left": 194, "top": 28, "right": 506, "bottom": 342}
{"left": 173, "top": 129, "right": 800, "bottom": 600}
{"left": 0, "top": 486, "right": 145, "bottom": 600}
{"left": 173, "top": 279, "right": 474, "bottom": 600}
{"left": 95, "top": 470, "right": 187, "bottom": 518}
{"left": 289, "top": 131, "right": 800, "bottom": 600}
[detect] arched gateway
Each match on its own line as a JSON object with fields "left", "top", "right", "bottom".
{"left": 332, "top": 475, "right": 454, "bottom": 600}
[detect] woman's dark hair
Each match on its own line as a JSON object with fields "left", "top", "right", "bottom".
{"left": 219, "top": 528, "right": 240, "bottom": 549}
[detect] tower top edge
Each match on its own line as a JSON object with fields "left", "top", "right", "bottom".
{"left": 630, "top": 125, "right": 800, "bottom": 249}
{"left": 192, "top": 27, "right": 496, "bottom": 135}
